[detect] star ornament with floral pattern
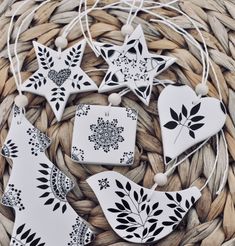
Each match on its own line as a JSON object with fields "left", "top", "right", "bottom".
{"left": 21, "top": 40, "right": 98, "bottom": 121}
{"left": 95, "top": 25, "right": 177, "bottom": 105}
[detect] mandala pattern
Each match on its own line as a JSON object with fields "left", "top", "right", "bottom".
{"left": 37, "top": 163, "right": 74, "bottom": 213}
{"left": 11, "top": 224, "right": 45, "bottom": 246}
{"left": 120, "top": 151, "right": 134, "bottom": 165}
{"left": 76, "top": 104, "right": 91, "bottom": 117}
{"left": 71, "top": 146, "right": 84, "bottom": 162}
{"left": 27, "top": 128, "right": 51, "bottom": 156}
{"left": 95, "top": 25, "right": 176, "bottom": 105}
{"left": 126, "top": 108, "right": 138, "bottom": 120}
{"left": 68, "top": 217, "right": 94, "bottom": 246}
{"left": 1, "top": 184, "right": 25, "bottom": 211}
{"left": 1, "top": 139, "right": 18, "bottom": 158}
{"left": 98, "top": 178, "right": 110, "bottom": 190}
{"left": 88, "top": 118, "right": 124, "bottom": 153}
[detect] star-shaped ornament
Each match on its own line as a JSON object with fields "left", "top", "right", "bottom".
{"left": 95, "top": 25, "right": 176, "bottom": 105}
{"left": 21, "top": 40, "right": 98, "bottom": 121}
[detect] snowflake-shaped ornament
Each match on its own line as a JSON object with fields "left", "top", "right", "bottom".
{"left": 21, "top": 40, "right": 98, "bottom": 121}
{"left": 95, "top": 25, "right": 176, "bottom": 105}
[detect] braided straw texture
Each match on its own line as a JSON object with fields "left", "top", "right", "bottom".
{"left": 1, "top": 0, "right": 235, "bottom": 245}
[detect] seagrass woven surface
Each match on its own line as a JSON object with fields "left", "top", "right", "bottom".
{"left": 1, "top": 0, "right": 235, "bottom": 245}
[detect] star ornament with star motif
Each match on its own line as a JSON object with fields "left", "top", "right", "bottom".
{"left": 95, "top": 25, "right": 177, "bottom": 105}
{"left": 21, "top": 40, "right": 98, "bottom": 121}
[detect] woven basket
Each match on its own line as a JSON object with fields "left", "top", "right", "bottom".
{"left": 1, "top": 0, "right": 235, "bottom": 245}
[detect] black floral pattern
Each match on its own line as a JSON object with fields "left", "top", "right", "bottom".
{"left": 107, "top": 180, "right": 164, "bottom": 243}
{"left": 98, "top": 178, "right": 110, "bottom": 190}
{"left": 89, "top": 118, "right": 124, "bottom": 153}
{"left": 76, "top": 104, "right": 91, "bottom": 117}
{"left": 164, "top": 103, "right": 205, "bottom": 143}
{"left": 1, "top": 139, "right": 18, "bottom": 158}
{"left": 68, "top": 217, "right": 94, "bottom": 246}
{"left": 120, "top": 151, "right": 134, "bottom": 165}
{"left": 11, "top": 224, "right": 45, "bottom": 246}
{"left": 1, "top": 184, "right": 25, "bottom": 211}
{"left": 27, "top": 128, "right": 51, "bottom": 156}
{"left": 71, "top": 146, "right": 84, "bottom": 162}
{"left": 37, "top": 163, "right": 74, "bottom": 213}
{"left": 126, "top": 108, "right": 138, "bottom": 120}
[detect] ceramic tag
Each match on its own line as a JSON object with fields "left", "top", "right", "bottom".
{"left": 71, "top": 104, "right": 138, "bottom": 165}
{"left": 158, "top": 84, "right": 227, "bottom": 164}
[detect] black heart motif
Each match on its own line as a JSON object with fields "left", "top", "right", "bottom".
{"left": 48, "top": 69, "right": 71, "bottom": 86}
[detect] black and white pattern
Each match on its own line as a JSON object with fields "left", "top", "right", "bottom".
{"left": 71, "top": 147, "right": 84, "bottom": 162}
{"left": 1, "top": 111, "right": 94, "bottom": 245}
{"left": 72, "top": 105, "right": 138, "bottom": 165}
{"left": 158, "top": 84, "right": 227, "bottom": 164}
{"left": 1, "top": 184, "right": 25, "bottom": 211}
{"left": 98, "top": 178, "right": 110, "bottom": 190}
{"left": 37, "top": 163, "right": 74, "bottom": 213}
{"left": 87, "top": 171, "right": 201, "bottom": 244}
{"left": 95, "top": 25, "right": 176, "bottom": 105}
{"left": 11, "top": 224, "right": 45, "bottom": 246}
{"left": 89, "top": 117, "right": 124, "bottom": 153}
{"left": 1, "top": 139, "right": 18, "bottom": 158}
{"left": 68, "top": 217, "right": 94, "bottom": 246}
{"left": 120, "top": 151, "right": 134, "bottom": 165}
{"left": 27, "top": 128, "right": 51, "bottom": 156}
{"left": 21, "top": 40, "right": 98, "bottom": 121}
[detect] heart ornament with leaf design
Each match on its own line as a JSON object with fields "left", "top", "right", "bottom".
{"left": 158, "top": 84, "right": 227, "bottom": 164}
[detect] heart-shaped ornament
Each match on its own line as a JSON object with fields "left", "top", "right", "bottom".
{"left": 158, "top": 84, "right": 227, "bottom": 164}
{"left": 48, "top": 68, "right": 71, "bottom": 86}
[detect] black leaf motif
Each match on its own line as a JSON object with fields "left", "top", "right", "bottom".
{"left": 191, "top": 197, "right": 195, "bottom": 204}
{"left": 62, "top": 204, "right": 67, "bottom": 213}
{"left": 39, "top": 192, "right": 50, "bottom": 198}
{"left": 169, "top": 216, "right": 178, "bottom": 222}
{"left": 149, "top": 223, "right": 157, "bottom": 233}
{"left": 126, "top": 227, "right": 138, "bottom": 232}
{"left": 115, "top": 225, "right": 129, "bottom": 230}
{"left": 185, "top": 200, "right": 190, "bottom": 209}
{"left": 176, "top": 193, "right": 182, "bottom": 203}
{"left": 128, "top": 47, "right": 136, "bottom": 54}
{"left": 148, "top": 218, "right": 158, "bottom": 223}
{"left": 108, "top": 50, "right": 115, "bottom": 57}
{"left": 170, "top": 108, "right": 179, "bottom": 121}
{"left": 115, "top": 191, "right": 125, "bottom": 198}
{"left": 116, "top": 180, "right": 124, "bottom": 189}
{"left": 162, "top": 221, "right": 175, "bottom": 226}
{"left": 146, "top": 237, "right": 155, "bottom": 243}
{"left": 153, "top": 210, "right": 163, "bottom": 216}
{"left": 127, "top": 216, "right": 136, "bottom": 223}
{"left": 37, "top": 178, "right": 48, "bottom": 183}
{"left": 164, "top": 121, "right": 178, "bottom": 130}
{"left": 189, "top": 130, "right": 195, "bottom": 139}
{"left": 37, "top": 185, "right": 49, "bottom": 190}
{"left": 153, "top": 227, "right": 164, "bottom": 236}
{"left": 182, "top": 105, "right": 188, "bottom": 118}
{"left": 134, "top": 191, "right": 139, "bottom": 202}
{"left": 165, "top": 193, "right": 174, "bottom": 201}
{"left": 16, "top": 224, "right": 25, "bottom": 235}
{"left": 142, "top": 228, "right": 148, "bottom": 237}
{"left": 190, "top": 123, "right": 204, "bottom": 130}
{"left": 117, "top": 213, "right": 129, "bottom": 217}
{"left": 152, "top": 202, "right": 159, "bottom": 210}
{"left": 134, "top": 233, "right": 141, "bottom": 238}
{"left": 55, "top": 102, "right": 60, "bottom": 111}
{"left": 115, "top": 202, "right": 125, "bottom": 210}
{"left": 30, "top": 238, "right": 41, "bottom": 246}
{"left": 44, "top": 198, "right": 54, "bottom": 205}
{"left": 21, "top": 229, "right": 31, "bottom": 240}
{"left": 53, "top": 202, "right": 60, "bottom": 211}
{"left": 190, "top": 103, "right": 201, "bottom": 116}
{"left": 126, "top": 235, "right": 133, "bottom": 239}
{"left": 140, "top": 188, "right": 144, "bottom": 196}
{"left": 108, "top": 208, "right": 121, "bottom": 213}
{"left": 117, "top": 218, "right": 129, "bottom": 224}
{"left": 146, "top": 205, "right": 150, "bottom": 215}
{"left": 127, "top": 39, "right": 136, "bottom": 45}
{"left": 141, "top": 204, "right": 146, "bottom": 211}
{"left": 191, "top": 116, "right": 205, "bottom": 122}
{"left": 121, "top": 199, "right": 131, "bottom": 210}
{"left": 40, "top": 163, "right": 49, "bottom": 169}
{"left": 174, "top": 210, "right": 182, "bottom": 219}
{"left": 26, "top": 233, "right": 36, "bottom": 243}
{"left": 83, "top": 82, "right": 91, "bottom": 86}
{"left": 126, "top": 182, "right": 131, "bottom": 191}
{"left": 138, "top": 42, "right": 143, "bottom": 54}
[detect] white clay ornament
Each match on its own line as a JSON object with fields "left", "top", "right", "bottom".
{"left": 87, "top": 171, "right": 201, "bottom": 244}
{"left": 158, "top": 84, "right": 227, "bottom": 164}
{"left": 95, "top": 25, "right": 176, "bottom": 105}
{"left": 1, "top": 106, "right": 94, "bottom": 246}
{"left": 21, "top": 40, "right": 98, "bottom": 121}
{"left": 71, "top": 104, "right": 138, "bottom": 165}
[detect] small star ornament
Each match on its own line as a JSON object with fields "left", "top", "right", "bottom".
{"left": 95, "top": 25, "right": 176, "bottom": 105}
{"left": 21, "top": 40, "right": 98, "bottom": 121}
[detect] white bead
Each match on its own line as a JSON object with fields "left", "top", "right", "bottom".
{"left": 108, "top": 93, "right": 122, "bottom": 106}
{"left": 195, "top": 83, "right": 209, "bottom": 96}
{"left": 121, "top": 24, "right": 134, "bottom": 36}
{"left": 154, "top": 173, "right": 168, "bottom": 186}
{"left": 14, "top": 95, "right": 28, "bottom": 107}
{"left": 55, "top": 36, "right": 68, "bottom": 49}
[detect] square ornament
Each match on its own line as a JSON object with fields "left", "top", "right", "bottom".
{"left": 71, "top": 104, "right": 138, "bottom": 166}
